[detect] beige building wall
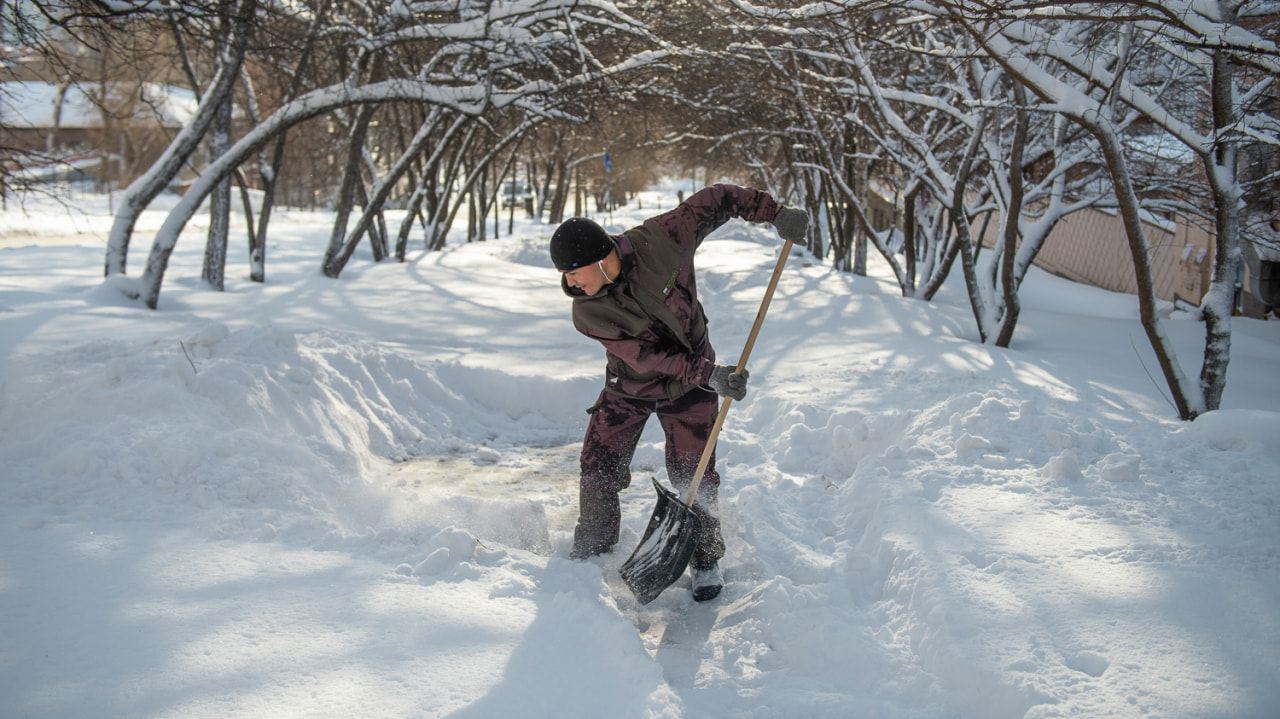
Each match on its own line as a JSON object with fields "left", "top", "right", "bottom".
{"left": 982, "top": 208, "right": 1217, "bottom": 307}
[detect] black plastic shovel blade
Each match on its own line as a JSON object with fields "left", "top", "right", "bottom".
{"left": 620, "top": 477, "right": 703, "bottom": 605}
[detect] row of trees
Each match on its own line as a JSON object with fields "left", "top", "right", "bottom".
{"left": 6, "top": 0, "right": 676, "bottom": 299}
{"left": 687, "top": 0, "right": 1278, "bottom": 420}
{"left": 7, "top": 1, "right": 1279, "bottom": 420}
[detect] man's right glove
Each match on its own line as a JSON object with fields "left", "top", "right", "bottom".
{"left": 707, "top": 365, "right": 749, "bottom": 401}
{"left": 773, "top": 207, "right": 809, "bottom": 242}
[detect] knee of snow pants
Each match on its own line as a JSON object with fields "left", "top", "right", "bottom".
{"left": 578, "top": 390, "right": 650, "bottom": 494}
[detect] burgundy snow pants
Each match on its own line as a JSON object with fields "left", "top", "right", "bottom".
{"left": 571, "top": 386, "right": 725, "bottom": 568}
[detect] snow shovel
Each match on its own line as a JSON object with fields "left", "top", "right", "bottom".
{"left": 620, "top": 238, "right": 795, "bottom": 604}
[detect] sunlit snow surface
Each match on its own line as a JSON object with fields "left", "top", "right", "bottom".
{"left": 1, "top": 185, "right": 1278, "bottom": 718}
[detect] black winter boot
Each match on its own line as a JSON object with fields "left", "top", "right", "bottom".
{"left": 674, "top": 486, "right": 723, "bottom": 570}
{"left": 570, "top": 489, "right": 620, "bottom": 559}
{"left": 691, "top": 562, "right": 723, "bottom": 602}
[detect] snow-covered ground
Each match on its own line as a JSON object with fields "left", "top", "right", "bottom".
{"left": 1, "top": 184, "right": 1277, "bottom": 718}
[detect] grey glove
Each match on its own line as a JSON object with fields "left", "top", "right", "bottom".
{"left": 773, "top": 206, "right": 809, "bottom": 242}
{"left": 707, "top": 365, "right": 749, "bottom": 401}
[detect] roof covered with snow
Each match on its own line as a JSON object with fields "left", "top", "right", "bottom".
{"left": 1, "top": 80, "right": 198, "bottom": 129}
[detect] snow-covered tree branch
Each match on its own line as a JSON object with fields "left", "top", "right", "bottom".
{"left": 928, "top": 0, "right": 1280, "bottom": 418}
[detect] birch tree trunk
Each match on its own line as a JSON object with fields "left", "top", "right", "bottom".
{"left": 1198, "top": 42, "right": 1245, "bottom": 413}
{"left": 994, "top": 84, "right": 1029, "bottom": 348}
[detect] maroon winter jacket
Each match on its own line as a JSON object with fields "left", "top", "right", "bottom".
{"left": 563, "top": 184, "right": 781, "bottom": 401}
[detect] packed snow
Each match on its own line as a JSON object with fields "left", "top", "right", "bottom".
{"left": 1, "top": 183, "right": 1277, "bottom": 718}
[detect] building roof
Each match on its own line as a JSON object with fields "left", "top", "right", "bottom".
{"left": 1, "top": 80, "right": 198, "bottom": 130}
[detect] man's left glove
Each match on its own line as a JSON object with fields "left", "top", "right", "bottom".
{"left": 773, "top": 207, "right": 809, "bottom": 242}
{"left": 707, "top": 365, "right": 749, "bottom": 401}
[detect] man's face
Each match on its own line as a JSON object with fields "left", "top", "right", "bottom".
{"left": 563, "top": 262, "right": 610, "bottom": 296}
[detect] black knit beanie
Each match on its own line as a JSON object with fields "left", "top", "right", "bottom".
{"left": 550, "top": 217, "right": 615, "bottom": 271}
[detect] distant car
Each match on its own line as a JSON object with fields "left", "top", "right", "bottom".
{"left": 501, "top": 182, "right": 531, "bottom": 208}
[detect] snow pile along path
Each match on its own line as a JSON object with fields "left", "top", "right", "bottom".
{"left": 0, "top": 321, "right": 682, "bottom": 717}
{"left": 0, "top": 320, "right": 595, "bottom": 541}
{"left": 733, "top": 373, "right": 1280, "bottom": 717}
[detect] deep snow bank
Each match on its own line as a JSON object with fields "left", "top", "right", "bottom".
{"left": 0, "top": 322, "right": 589, "bottom": 542}
{"left": 720, "top": 365, "right": 1280, "bottom": 718}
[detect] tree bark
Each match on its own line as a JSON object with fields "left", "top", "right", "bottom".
{"left": 322, "top": 104, "right": 377, "bottom": 278}
{"left": 1093, "top": 117, "right": 1202, "bottom": 419}
{"left": 202, "top": 93, "right": 233, "bottom": 291}
{"left": 994, "top": 84, "right": 1029, "bottom": 348}
{"left": 1197, "top": 44, "right": 1243, "bottom": 414}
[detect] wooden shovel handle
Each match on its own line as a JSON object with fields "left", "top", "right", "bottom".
{"left": 684, "top": 238, "right": 794, "bottom": 506}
